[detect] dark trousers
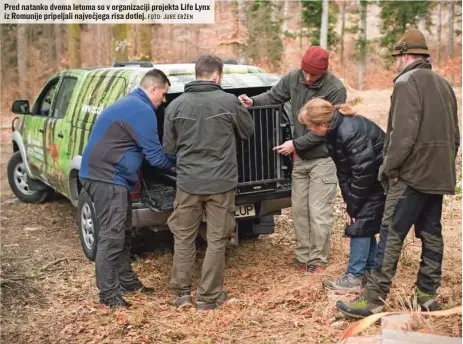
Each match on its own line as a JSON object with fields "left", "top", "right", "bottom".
{"left": 365, "top": 179, "right": 444, "bottom": 303}
{"left": 81, "top": 179, "right": 139, "bottom": 301}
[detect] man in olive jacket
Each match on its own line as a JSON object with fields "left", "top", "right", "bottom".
{"left": 164, "top": 55, "right": 254, "bottom": 310}
{"left": 337, "top": 29, "right": 460, "bottom": 318}
{"left": 239, "top": 47, "right": 346, "bottom": 273}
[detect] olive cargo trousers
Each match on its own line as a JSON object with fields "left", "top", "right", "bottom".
{"left": 168, "top": 189, "right": 236, "bottom": 303}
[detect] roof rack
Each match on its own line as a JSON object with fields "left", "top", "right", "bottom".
{"left": 113, "top": 61, "right": 154, "bottom": 68}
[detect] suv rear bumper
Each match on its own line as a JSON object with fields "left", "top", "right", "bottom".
{"left": 131, "top": 188, "right": 291, "bottom": 229}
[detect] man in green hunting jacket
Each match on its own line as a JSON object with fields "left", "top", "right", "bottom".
{"left": 239, "top": 47, "right": 346, "bottom": 273}
{"left": 337, "top": 28, "right": 460, "bottom": 318}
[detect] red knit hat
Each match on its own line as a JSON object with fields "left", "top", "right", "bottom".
{"left": 301, "top": 46, "right": 329, "bottom": 75}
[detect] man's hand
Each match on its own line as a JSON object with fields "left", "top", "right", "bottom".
{"left": 273, "top": 140, "right": 295, "bottom": 155}
{"left": 238, "top": 94, "right": 253, "bottom": 108}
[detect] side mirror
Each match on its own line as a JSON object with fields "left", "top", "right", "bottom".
{"left": 12, "top": 100, "right": 30, "bottom": 114}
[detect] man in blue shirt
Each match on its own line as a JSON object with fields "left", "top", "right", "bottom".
{"left": 80, "top": 69, "right": 175, "bottom": 308}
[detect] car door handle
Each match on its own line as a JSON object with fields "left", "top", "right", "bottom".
{"left": 38, "top": 129, "right": 44, "bottom": 133}
{"left": 57, "top": 133, "right": 64, "bottom": 138}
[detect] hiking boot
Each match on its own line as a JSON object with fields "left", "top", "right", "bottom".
{"left": 120, "top": 282, "right": 155, "bottom": 295}
{"left": 336, "top": 296, "right": 384, "bottom": 319}
{"left": 100, "top": 295, "right": 131, "bottom": 309}
{"left": 296, "top": 261, "right": 308, "bottom": 272}
{"left": 308, "top": 264, "right": 326, "bottom": 274}
{"left": 323, "top": 273, "right": 362, "bottom": 291}
{"left": 196, "top": 291, "right": 230, "bottom": 311}
{"left": 173, "top": 293, "right": 193, "bottom": 309}
{"left": 413, "top": 287, "right": 439, "bottom": 311}
{"left": 362, "top": 269, "right": 371, "bottom": 287}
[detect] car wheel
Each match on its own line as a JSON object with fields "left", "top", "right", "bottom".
{"left": 7, "top": 151, "right": 49, "bottom": 203}
{"left": 77, "top": 189, "right": 99, "bottom": 261}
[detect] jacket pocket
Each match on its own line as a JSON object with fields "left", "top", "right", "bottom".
{"left": 403, "top": 141, "right": 454, "bottom": 189}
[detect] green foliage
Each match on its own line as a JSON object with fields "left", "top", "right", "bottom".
{"left": 300, "top": 0, "right": 339, "bottom": 48}
{"left": 245, "top": 1, "right": 284, "bottom": 69}
{"left": 379, "top": 0, "right": 434, "bottom": 51}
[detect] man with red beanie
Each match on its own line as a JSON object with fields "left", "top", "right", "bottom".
{"left": 239, "top": 46, "right": 346, "bottom": 273}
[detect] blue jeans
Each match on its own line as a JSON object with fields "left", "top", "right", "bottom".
{"left": 347, "top": 236, "right": 377, "bottom": 277}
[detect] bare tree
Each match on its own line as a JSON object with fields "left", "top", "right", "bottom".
{"left": 54, "top": 25, "right": 62, "bottom": 67}
{"left": 320, "top": 0, "right": 329, "bottom": 49}
{"left": 437, "top": 2, "right": 442, "bottom": 65}
{"left": 340, "top": 0, "right": 347, "bottom": 68}
{"left": 17, "top": 25, "right": 28, "bottom": 99}
{"left": 448, "top": 1, "right": 455, "bottom": 59}
{"left": 112, "top": 24, "right": 128, "bottom": 63}
{"left": 96, "top": 25, "right": 106, "bottom": 65}
{"left": 357, "top": 1, "right": 367, "bottom": 90}
{"left": 68, "top": 24, "right": 81, "bottom": 68}
{"left": 139, "top": 25, "right": 152, "bottom": 61}
{"left": 43, "top": 25, "right": 55, "bottom": 70}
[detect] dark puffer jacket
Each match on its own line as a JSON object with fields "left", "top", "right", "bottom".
{"left": 325, "top": 111, "right": 386, "bottom": 237}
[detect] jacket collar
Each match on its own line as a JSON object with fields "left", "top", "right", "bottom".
{"left": 133, "top": 88, "right": 156, "bottom": 110}
{"left": 393, "top": 60, "right": 432, "bottom": 83}
{"left": 185, "top": 80, "right": 223, "bottom": 93}
{"left": 298, "top": 70, "right": 327, "bottom": 89}
{"left": 326, "top": 109, "right": 343, "bottom": 138}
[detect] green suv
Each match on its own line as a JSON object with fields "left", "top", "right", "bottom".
{"left": 8, "top": 61, "right": 293, "bottom": 260}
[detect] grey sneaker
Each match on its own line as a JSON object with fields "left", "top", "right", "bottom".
{"left": 323, "top": 273, "right": 362, "bottom": 291}
{"left": 173, "top": 293, "right": 193, "bottom": 309}
{"left": 196, "top": 291, "right": 230, "bottom": 311}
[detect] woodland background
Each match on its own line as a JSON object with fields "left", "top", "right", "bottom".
{"left": 1, "top": 0, "right": 462, "bottom": 119}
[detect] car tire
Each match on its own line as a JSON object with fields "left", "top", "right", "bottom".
{"left": 7, "top": 151, "right": 49, "bottom": 203}
{"left": 77, "top": 188, "right": 99, "bottom": 261}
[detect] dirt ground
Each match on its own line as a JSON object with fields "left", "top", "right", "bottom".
{"left": 1, "top": 89, "right": 462, "bottom": 344}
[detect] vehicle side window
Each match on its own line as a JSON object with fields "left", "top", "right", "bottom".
{"left": 32, "top": 79, "right": 59, "bottom": 117}
{"left": 51, "top": 77, "right": 78, "bottom": 119}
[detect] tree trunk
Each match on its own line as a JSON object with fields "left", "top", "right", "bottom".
{"left": 150, "top": 24, "right": 161, "bottom": 63}
{"left": 112, "top": 24, "right": 128, "bottom": 63}
{"left": 437, "top": 2, "right": 442, "bottom": 66}
{"left": 44, "top": 25, "right": 55, "bottom": 70}
{"left": 237, "top": 0, "right": 246, "bottom": 63}
{"left": 96, "top": 24, "right": 105, "bottom": 65}
{"left": 320, "top": 0, "right": 329, "bottom": 49}
{"left": 68, "top": 24, "right": 81, "bottom": 68}
{"left": 340, "top": 0, "right": 347, "bottom": 69}
{"left": 17, "top": 25, "right": 28, "bottom": 99}
{"left": 54, "top": 25, "right": 63, "bottom": 66}
{"left": 127, "top": 25, "right": 136, "bottom": 60}
{"left": 139, "top": 25, "right": 152, "bottom": 61}
{"left": 447, "top": 1, "right": 455, "bottom": 59}
{"left": 357, "top": 1, "right": 367, "bottom": 90}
